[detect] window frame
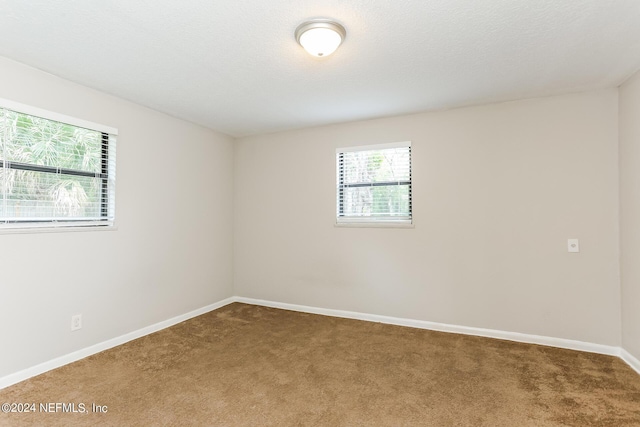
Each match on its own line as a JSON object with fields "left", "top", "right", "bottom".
{"left": 0, "top": 98, "right": 118, "bottom": 233}
{"left": 336, "top": 141, "right": 413, "bottom": 228}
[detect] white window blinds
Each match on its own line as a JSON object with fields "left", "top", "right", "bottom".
{"left": 336, "top": 141, "right": 412, "bottom": 224}
{"left": 0, "top": 99, "right": 117, "bottom": 230}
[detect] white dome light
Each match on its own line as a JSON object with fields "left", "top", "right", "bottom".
{"left": 295, "top": 20, "right": 346, "bottom": 57}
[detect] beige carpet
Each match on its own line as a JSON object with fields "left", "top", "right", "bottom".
{"left": 1, "top": 303, "right": 639, "bottom": 426}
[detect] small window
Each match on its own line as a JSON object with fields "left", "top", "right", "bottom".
{"left": 336, "top": 141, "right": 412, "bottom": 225}
{"left": 0, "top": 99, "right": 117, "bottom": 230}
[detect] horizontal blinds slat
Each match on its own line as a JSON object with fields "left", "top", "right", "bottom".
{"left": 336, "top": 141, "right": 410, "bottom": 153}
{"left": 339, "top": 181, "right": 411, "bottom": 188}
{"left": 0, "top": 220, "right": 114, "bottom": 230}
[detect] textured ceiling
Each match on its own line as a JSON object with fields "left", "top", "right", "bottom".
{"left": 0, "top": 1, "right": 639, "bottom": 137}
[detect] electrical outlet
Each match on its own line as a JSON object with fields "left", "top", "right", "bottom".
{"left": 567, "top": 238, "right": 580, "bottom": 253}
{"left": 71, "top": 314, "right": 82, "bottom": 331}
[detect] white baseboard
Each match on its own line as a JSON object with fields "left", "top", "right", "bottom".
{"left": 3, "top": 295, "right": 638, "bottom": 390}
{"left": 0, "top": 297, "right": 236, "bottom": 390}
{"left": 235, "top": 297, "right": 621, "bottom": 357}
{"left": 237, "top": 298, "right": 640, "bottom": 376}
{"left": 620, "top": 349, "right": 640, "bottom": 375}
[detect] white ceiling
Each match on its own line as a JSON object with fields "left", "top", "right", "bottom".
{"left": 0, "top": 1, "right": 639, "bottom": 137}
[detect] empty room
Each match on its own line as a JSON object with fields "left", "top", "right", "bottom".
{"left": 1, "top": 1, "right": 640, "bottom": 426}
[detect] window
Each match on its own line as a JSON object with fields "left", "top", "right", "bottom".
{"left": 336, "top": 141, "right": 412, "bottom": 225}
{"left": 0, "top": 99, "right": 117, "bottom": 230}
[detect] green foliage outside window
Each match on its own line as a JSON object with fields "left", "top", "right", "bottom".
{"left": 0, "top": 109, "right": 105, "bottom": 220}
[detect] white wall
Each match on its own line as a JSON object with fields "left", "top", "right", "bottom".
{"left": 0, "top": 58, "right": 234, "bottom": 378}
{"left": 620, "top": 70, "right": 640, "bottom": 361}
{"left": 234, "top": 90, "right": 621, "bottom": 346}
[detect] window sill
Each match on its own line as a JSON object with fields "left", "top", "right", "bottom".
{"left": 335, "top": 221, "right": 414, "bottom": 229}
{"left": 0, "top": 224, "right": 118, "bottom": 235}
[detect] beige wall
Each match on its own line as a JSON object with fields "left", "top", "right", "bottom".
{"left": 0, "top": 58, "right": 235, "bottom": 378}
{"left": 620, "top": 70, "right": 640, "bottom": 360}
{"left": 0, "top": 54, "right": 629, "bottom": 380}
{"left": 234, "top": 90, "right": 621, "bottom": 346}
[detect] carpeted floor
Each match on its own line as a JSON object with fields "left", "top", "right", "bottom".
{"left": 1, "top": 303, "right": 639, "bottom": 426}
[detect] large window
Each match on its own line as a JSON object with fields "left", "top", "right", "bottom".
{"left": 0, "top": 99, "right": 117, "bottom": 230}
{"left": 336, "top": 141, "right": 412, "bottom": 225}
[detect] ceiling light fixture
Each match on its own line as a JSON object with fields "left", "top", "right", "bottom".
{"left": 295, "top": 19, "right": 346, "bottom": 57}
